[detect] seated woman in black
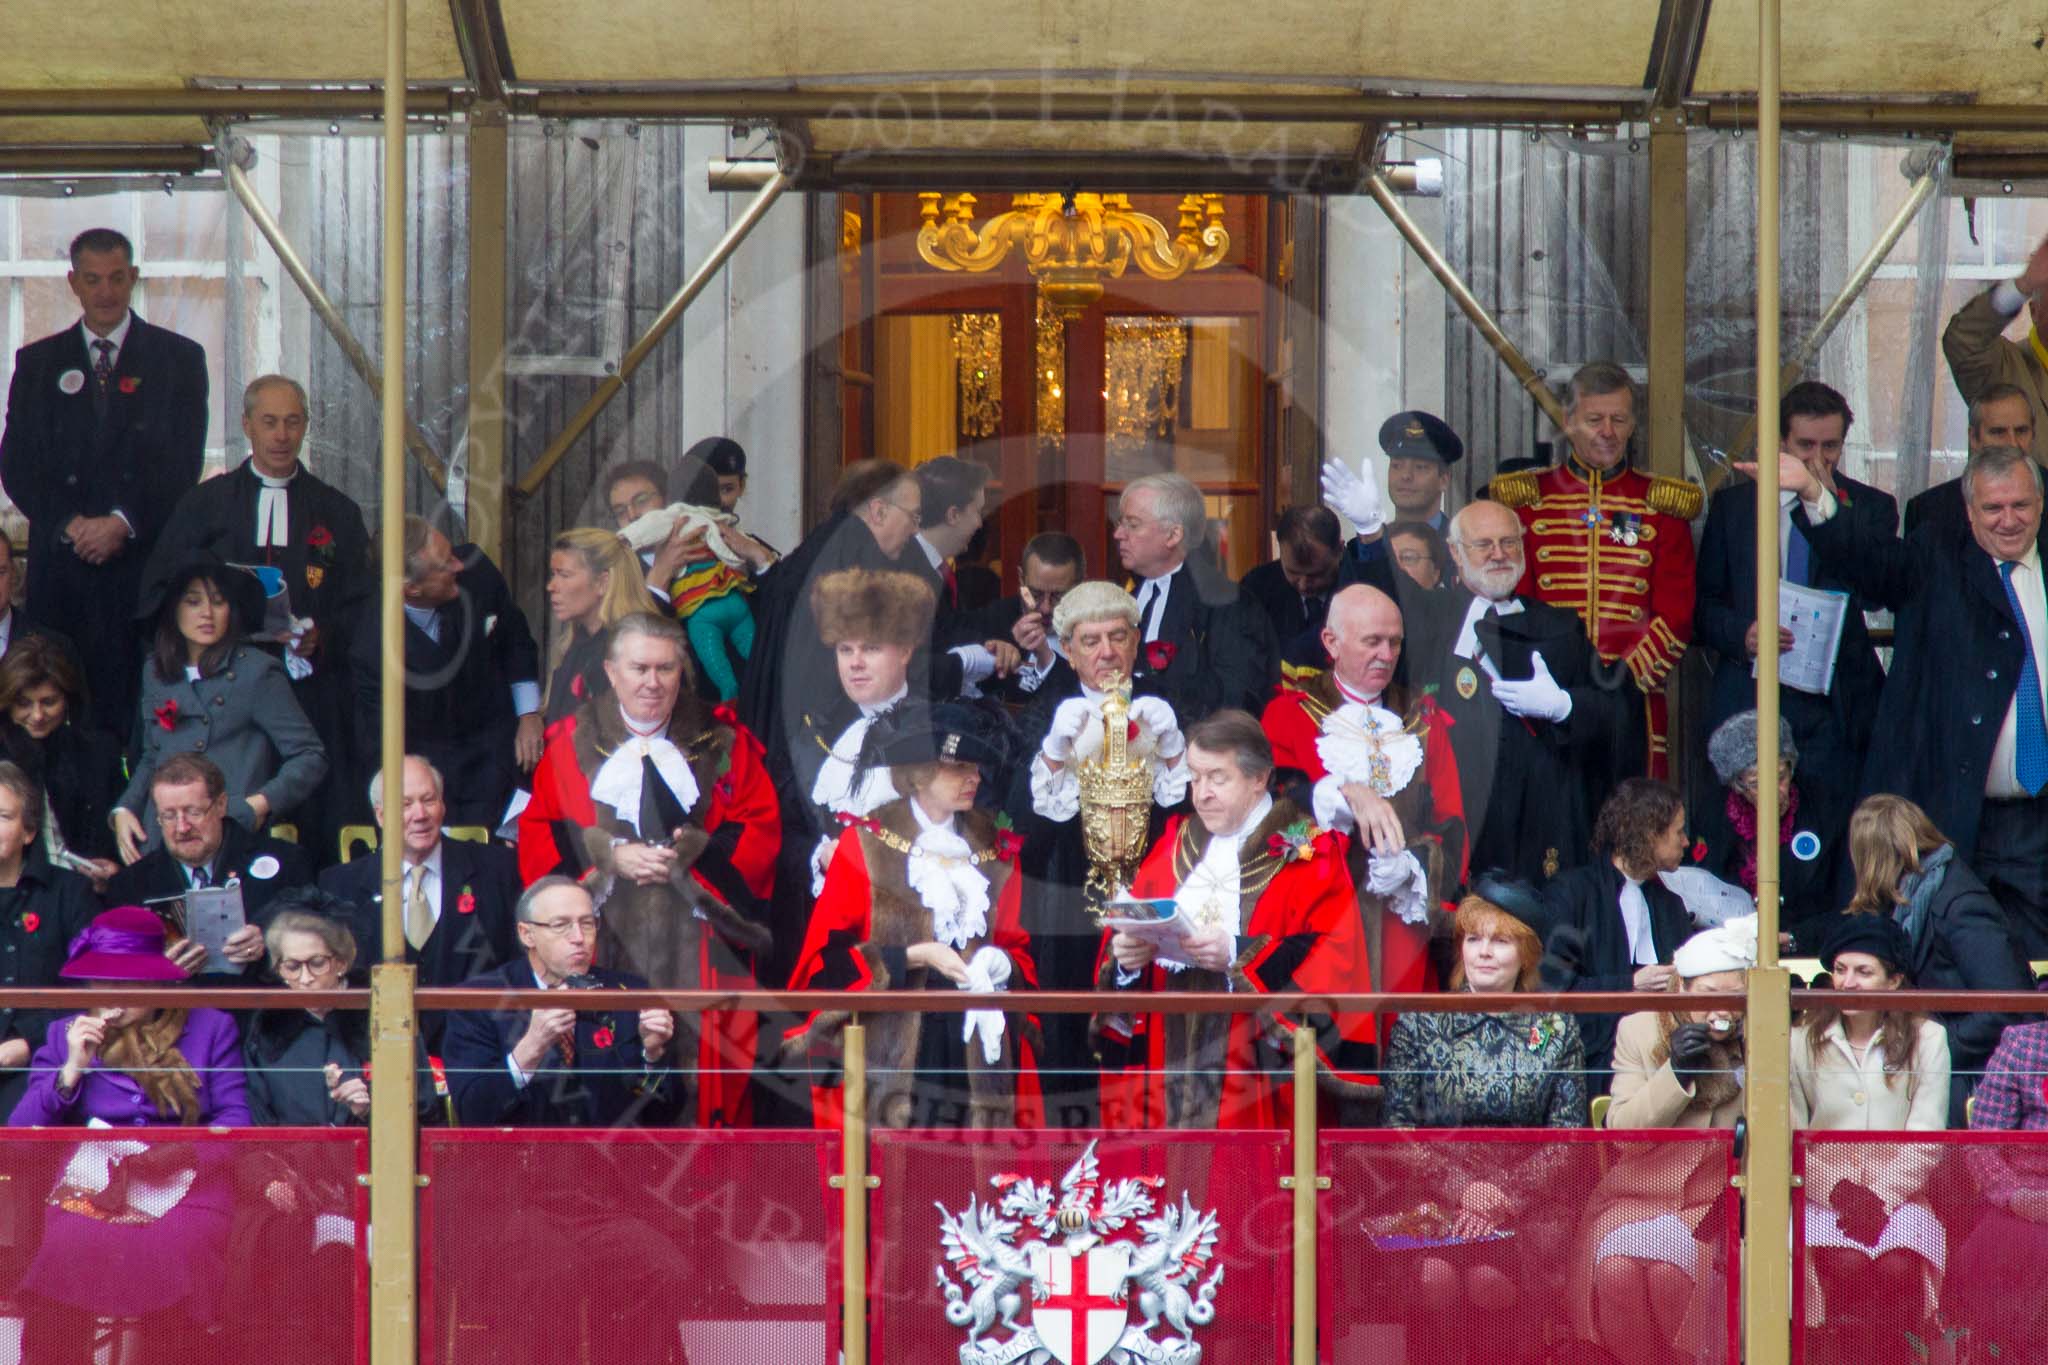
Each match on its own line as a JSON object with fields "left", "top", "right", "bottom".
{"left": 0, "top": 637, "right": 124, "bottom": 888}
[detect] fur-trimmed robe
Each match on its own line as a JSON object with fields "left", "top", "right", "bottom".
{"left": 517, "top": 694, "right": 780, "bottom": 1126}
{"left": 1260, "top": 672, "right": 1467, "bottom": 1000}
{"left": 1095, "top": 797, "right": 1363, "bottom": 1131}
{"left": 787, "top": 798, "right": 1041, "bottom": 1131}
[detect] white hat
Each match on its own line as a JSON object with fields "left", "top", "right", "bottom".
{"left": 1672, "top": 913, "right": 1759, "bottom": 978}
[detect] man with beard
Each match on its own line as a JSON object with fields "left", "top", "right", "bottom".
{"left": 1259, "top": 583, "right": 1466, "bottom": 1001}
{"left": 1007, "top": 581, "right": 1190, "bottom": 1127}
{"left": 1410, "top": 498, "right": 1626, "bottom": 883}
{"left": 518, "top": 612, "right": 779, "bottom": 1126}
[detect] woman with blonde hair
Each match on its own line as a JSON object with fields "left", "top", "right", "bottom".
{"left": 541, "top": 527, "right": 665, "bottom": 724}
{"left": 1841, "top": 792, "right": 2030, "bottom": 1125}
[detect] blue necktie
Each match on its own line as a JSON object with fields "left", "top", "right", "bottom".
{"left": 1785, "top": 519, "right": 1813, "bottom": 587}
{"left": 1998, "top": 560, "right": 2048, "bottom": 796}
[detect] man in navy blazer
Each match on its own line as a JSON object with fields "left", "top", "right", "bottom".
{"left": 0, "top": 228, "right": 207, "bottom": 736}
{"left": 1695, "top": 382, "right": 1894, "bottom": 813}
{"left": 318, "top": 756, "right": 520, "bottom": 1031}
{"left": 442, "top": 876, "right": 679, "bottom": 1128}
{"left": 1768, "top": 442, "right": 2048, "bottom": 955}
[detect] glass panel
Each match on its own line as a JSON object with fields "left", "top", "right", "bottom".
{"left": 874, "top": 312, "right": 1000, "bottom": 468}
{"left": 146, "top": 278, "right": 238, "bottom": 467}
{"left": 20, "top": 276, "right": 78, "bottom": 342}
{"left": 18, "top": 197, "right": 123, "bottom": 262}
{"left": 1102, "top": 313, "right": 1258, "bottom": 486}
{"left": 141, "top": 189, "right": 228, "bottom": 262}
{"left": 1204, "top": 491, "right": 1263, "bottom": 580}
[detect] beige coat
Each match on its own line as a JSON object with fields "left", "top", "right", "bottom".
{"left": 1568, "top": 1010, "right": 1743, "bottom": 1343}
{"left": 1941, "top": 285, "right": 2048, "bottom": 462}
{"left": 1790, "top": 1016, "right": 1951, "bottom": 1325}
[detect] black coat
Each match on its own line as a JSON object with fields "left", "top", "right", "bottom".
{"left": 1237, "top": 559, "right": 1331, "bottom": 654}
{"left": 0, "top": 315, "right": 208, "bottom": 735}
{"left": 1129, "top": 551, "right": 1277, "bottom": 721}
{"left": 1691, "top": 780, "right": 1845, "bottom": 955}
{"left": 1795, "top": 501, "right": 2038, "bottom": 866}
{"left": 0, "top": 859, "right": 100, "bottom": 1114}
{"left": 347, "top": 547, "right": 541, "bottom": 826}
{"left": 241, "top": 1007, "right": 444, "bottom": 1127}
{"left": 1902, "top": 477, "right": 1968, "bottom": 546}
{"left": 442, "top": 962, "right": 678, "bottom": 1127}
{"left": 0, "top": 719, "right": 125, "bottom": 864}
{"left": 317, "top": 837, "right": 521, "bottom": 989}
{"left": 544, "top": 624, "right": 610, "bottom": 726}
{"left": 103, "top": 822, "right": 312, "bottom": 984}
{"left": 1540, "top": 860, "right": 1694, "bottom": 1077}
{"left": 1695, "top": 476, "right": 1895, "bottom": 807}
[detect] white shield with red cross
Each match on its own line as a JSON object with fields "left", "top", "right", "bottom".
{"left": 1029, "top": 1241, "right": 1131, "bottom": 1365}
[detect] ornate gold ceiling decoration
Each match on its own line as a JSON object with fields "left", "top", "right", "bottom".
{"left": 951, "top": 312, "right": 1003, "bottom": 440}
{"left": 916, "top": 191, "right": 1230, "bottom": 320}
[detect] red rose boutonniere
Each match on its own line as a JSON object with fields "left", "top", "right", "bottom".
{"left": 117, "top": 376, "right": 140, "bottom": 395}
{"left": 1144, "top": 640, "right": 1178, "bottom": 672}
{"left": 992, "top": 812, "right": 1023, "bottom": 865}
{"left": 1266, "top": 819, "right": 1324, "bottom": 865}
{"left": 591, "top": 1026, "right": 615, "bottom": 1050}
{"left": 20, "top": 913, "right": 38, "bottom": 935}
{"left": 456, "top": 887, "right": 476, "bottom": 915}
{"left": 153, "top": 699, "right": 179, "bottom": 731}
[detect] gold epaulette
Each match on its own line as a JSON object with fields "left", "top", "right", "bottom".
{"left": 1645, "top": 475, "right": 1704, "bottom": 521}
{"left": 1488, "top": 470, "right": 1540, "bottom": 508}
{"left": 1279, "top": 660, "right": 1326, "bottom": 689}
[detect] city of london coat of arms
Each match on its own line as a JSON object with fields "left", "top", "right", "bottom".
{"left": 934, "top": 1139, "right": 1225, "bottom": 1364}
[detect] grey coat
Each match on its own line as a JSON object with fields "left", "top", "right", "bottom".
{"left": 116, "top": 645, "right": 329, "bottom": 840}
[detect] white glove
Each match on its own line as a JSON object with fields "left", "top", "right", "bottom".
{"left": 1042, "top": 697, "right": 1096, "bottom": 762}
{"left": 1127, "top": 696, "right": 1185, "bottom": 758}
{"left": 960, "top": 947, "right": 1011, "bottom": 1065}
{"left": 1488, "top": 652, "right": 1573, "bottom": 723}
{"left": 1320, "top": 457, "right": 1385, "bottom": 537}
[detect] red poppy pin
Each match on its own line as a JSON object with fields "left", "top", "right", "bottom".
{"left": 456, "top": 887, "right": 476, "bottom": 915}
{"left": 1144, "top": 640, "right": 1178, "bottom": 672}
{"left": 153, "top": 698, "right": 179, "bottom": 731}
{"left": 306, "top": 525, "right": 333, "bottom": 549}
{"left": 992, "top": 813, "right": 1023, "bottom": 864}
{"left": 1690, "top": 838, "right": 1709, "bottom": 864}
{"left": 117, "top": 376, "right": 140, "bottom": 395}
{"left": 591, "top": 1025, "right": 615, "bottom": 1050}
{"left": 570, "top": 673, "right": 587, "bottom": 700}
{"left": 20, "top": 913, "right": 38, "bottom": 935}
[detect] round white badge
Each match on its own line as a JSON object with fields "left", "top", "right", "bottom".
{"left": 56, "top": 369, "right": 84, "bottom": 396}
{"left": 248, "top": 855, "right": 281, "bottom": 881}
{"left": 1790, "top": 830, "right": 1822, "bottom": 863}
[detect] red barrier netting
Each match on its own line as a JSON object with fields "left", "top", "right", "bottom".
{"left": 0, "top": 1128, "right": 366, "bottom": 1364}
{"left": 1793, "top": 1131, "right": 2048, "bottom": 1365}
{"left": 419, "top": 1129, "right": 839, "bottom": 1365}
{"left": 870, "top": 1128, "right": 1293, "bottom": 1363}
{"left": 1319, "top": 1130, "right": 1740, "bottom": 1365}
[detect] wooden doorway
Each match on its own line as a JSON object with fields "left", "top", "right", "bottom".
{"left": 827, "top": 191, "right": 1296, "bottom": 585}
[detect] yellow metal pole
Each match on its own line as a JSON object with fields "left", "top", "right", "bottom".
{"left": 1745, "top": 0, "right": 1794, "bottom": 1361}
{"left": 1363, "top": 171, "right": 1570, "bottom": 433}
{"left": 841, "top": 1023, "right": 870, "bottom": 1365}
{"left": 464, "top": 108, "right": 509, "bottom": 559}
{"left": 1291, "top": 1025, "right": 1318, "bottom": 1365}
{"left": 1647, "top": 114, "right": 1689, "bottom": 481}
{"left": 368, "top": 0, "right": 419, "bottom": 1358}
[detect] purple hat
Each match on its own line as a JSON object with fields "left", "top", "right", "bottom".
{"left": 61, "top": 907, "right": 189, "bottom": 982}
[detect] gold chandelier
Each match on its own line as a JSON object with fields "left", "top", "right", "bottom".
{"left": 916, "top": 191, "right": 1230, "bottom": 320}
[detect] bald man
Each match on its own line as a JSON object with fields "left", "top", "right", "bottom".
{"left": 1260, "top": 583, "right": 1465, "bottom": 998}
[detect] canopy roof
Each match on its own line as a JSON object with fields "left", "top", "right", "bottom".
{"left": 2, "top": 0, "right": 2045, "bottom": 175}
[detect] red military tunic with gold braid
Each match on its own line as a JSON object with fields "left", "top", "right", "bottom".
{"left": 1491, "top": 457, "right": 1701, "bottom": 778}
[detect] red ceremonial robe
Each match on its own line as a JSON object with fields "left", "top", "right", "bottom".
{"left": 517, "top": 696, "right": 779, "bottom": 1125}
{"left": 1095, "top": 798, "right": 1363, "bottom": 1131}
{"left": 787, "top": 800, "right": 1041, "bottom": 1131}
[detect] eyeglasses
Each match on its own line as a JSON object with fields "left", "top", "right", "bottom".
{"left": 1457, "top": 535, "right": 1523, "bottom": 556}
{"left": 1115, "top": 514, "right": 1157, "bottom": 534}
{"left": 528, "top": 916, "right": 600, "bottom": 939}
{"left": 278, "top": 955, "right": 337, "bottom": 978}
{"left": 609, "top": 489, "right": 662, "bottom": 522}
{"left": 156, "top": 802, "right": 221, "bottom": 828}
{"left": 1734, "top": 762, "right": 1795, "bottom": 795}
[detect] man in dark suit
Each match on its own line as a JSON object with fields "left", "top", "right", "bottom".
{"left": 442, "top": 876, "right": 679, "bottom": 1128}
{"left": 1695, "top": 381, "right": 1895, "bottom": 812}
{"left": 103, "top": 753, "right": 312, "bottom": 983}
{"left": 440, "top": 875, "right": 685, "bottom": 1365}
{"left": 348, "top": 519, "right": 542, "bottom": 827}
{"left": 1763, "top": 442, "right": 2048, "bottom": 954}
{"left": 0, "top": 531, "right": 82, "bottom": 675}
{"left": 959, "top": 531, "right": 1083, "bottom": 703}
{"left": 317, "top": 755, "right": 519, "bottom": 1003}
{"left": 905, "top": 455, "right": 1022, "bottom": 694}
{"left": 1903, "top": 383, "right": 2036, "bottom": 545}
{"left": 0, "top": 227, "right": 207, "bottom": 737}
{"left": 140, "top": 375, "right": 370, "bottom": 852}
{"left": 1114, "top": 471, "right": 1276, "bottom": 720}
{"left": 1237, "top": 506, "right": 1342, "bottom": 664}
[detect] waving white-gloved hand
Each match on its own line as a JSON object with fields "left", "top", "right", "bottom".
{"left": 1488, "top": 652, "right": 1573, "bottom": 723}
{"left": 1320, "top": 457, "right": 1385, "bottom": 537}
{"left": 1126, "top": 696, "right": 1185, "bottom": 759}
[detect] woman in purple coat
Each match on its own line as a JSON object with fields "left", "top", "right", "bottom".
{"left": 8, "top": 905, "right": 251, "bottom": 1362}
